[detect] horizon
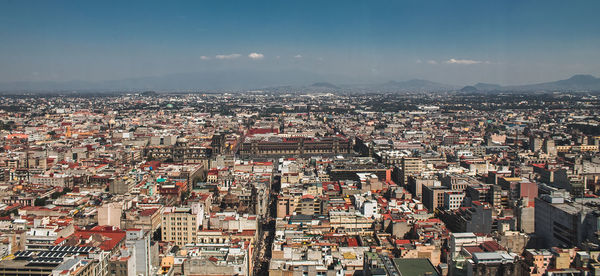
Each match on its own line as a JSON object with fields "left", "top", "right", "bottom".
{"left": 1, "top": 0, "right": 600, "bottom": 89}
{"left": 0, "top": 1, "right": 600, "bottom": 273}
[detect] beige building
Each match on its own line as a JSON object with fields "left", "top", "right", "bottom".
{"left": 277, "top": 195, "right": 324, "bottom": 218}
{"left": 329, "top": 211, "right": 374, "bottom": 235}
{"left": 398, "top": 244, "right": 441, "bottom": 266}
{"left": 401, "top": 157, "right": 423, "bottom": 186}
{"left": 161, "top": 207, "right": 203, "bottom": 246}
{"left": 30, "top": 174, "right": 73, "bottom": 188}
{"left": 121, "top": 207, "right": 162, "bottom": 233}
{"left": 98, "top": 202, "right": 123, "bottom": 229}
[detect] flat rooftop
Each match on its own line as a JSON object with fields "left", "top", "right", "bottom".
{"left": 394, "top": 258, "right": 439, "bottom": 276}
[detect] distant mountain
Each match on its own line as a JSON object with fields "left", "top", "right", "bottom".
{"left": 311, "top": 82, "right": 339, "bottom": 89}
{"left": 474, "top": 83, "right": 502, "bottom": 90}
{"left": 377, "top": 79, "right": 456, "bottom": 92}
{"left": 461, "top": 75, "right": 600, "bottom": 92}
{"left": 460, "top": 85, "right": 478, "bottom": 93}
{"left": 2, "top": 73, "right": 599, "bottom": 93}
{"left": 505, "top": 74, "right": 600, "bottom": 91}
{"left": 556, "top": 74, "right": 600, "bottom": 86}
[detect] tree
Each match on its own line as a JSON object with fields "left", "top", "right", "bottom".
{"left": 51, "top": 187, "right": 72, "bottom": 199}
{"left": 180, "top": 190, "right": 190, "bottom": 203}
{"left": 34, "top": 198, "right": 47, "bottom": 206}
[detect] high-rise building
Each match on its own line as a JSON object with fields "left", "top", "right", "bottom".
{"left": 126, "top": 229, "right": 152, "bottom": 276}
{"left": 400, "top": 157, "right": 423, "bottom": 186}
{"left": 407, "top": 175, "right": 438, "bottom": 198}
{"left": 535, "top": 195, "right": 600, "bottom": 248}
{"left": 530, "top": 136, "right": 543, "bottom": 152}
{"left": 440, "top": 201, "right": 493, "bottom": 234}
{"left": 161, "top": 206, "right": 203, "bottom": 246}
{"left": 444, "top": 192, "right": 466, "bottom": 210}
{"left": 543, "top": 138, "right": 557, "bottom": 156}
{"left": 422, "top": 186, "right": 450, "bottom": 212}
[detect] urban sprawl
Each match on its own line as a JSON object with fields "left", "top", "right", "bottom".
{"left": 0, "top": 91, "right": 598, "bottom": 276}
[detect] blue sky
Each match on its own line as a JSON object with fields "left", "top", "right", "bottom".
{"left": 1, "top": 0, "right": 599, "bottom": 85}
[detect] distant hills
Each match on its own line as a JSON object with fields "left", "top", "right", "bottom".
{"left": 267, "top": 75, "right": 600, "bottom": 94}
{"left": 459, "top": 74, "right": 600, "bottom": 92}
{"left": 310, "top": 82, "right": 339, "bottom": 89}
{"left": 473, "top": 83, "right": 502, "bottom": 90}
{"left": 460, "top": 86, "right": 478, "bottom": 93}
{"left": 0, "top": 73, "right": 599, "bottom": 93}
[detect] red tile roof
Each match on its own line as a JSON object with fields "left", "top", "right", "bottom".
{"left": 61, "top": 226, "right": 126, "bottom": 251}
{"left": 139, "top": 208, "right": 159, "bottom": 216}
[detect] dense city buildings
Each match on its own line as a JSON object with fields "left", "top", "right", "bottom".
{"left": 0, "top": 90, "right": 596, "bottom": 276}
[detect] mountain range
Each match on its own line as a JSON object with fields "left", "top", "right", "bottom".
{"left": 501, "top": 74, "right": 600, "bottom": 91}
{"left": 458, "top": 74, "right": 600, "bottom": 92}
{"left": 0, "top": 72, "right": 599, "bottom": 93}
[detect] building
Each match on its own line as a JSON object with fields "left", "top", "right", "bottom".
{"left": 466, "top": 251, "right": 527, "bottom": 276}
{"left": 394, "top": 258, "right": 440, "bottom": 276}
{"left": 523, "top": 249, "right": 553, "bottom": 276}
{"left": 444, "top": 192, "right": 466, "bottom": 210}
{"left": 277, "top": 195, "right": 325, "bottom": 218}
{"left": 534, "top": 195, "right": 600, "bottom": 248}
{"left": 108, "top": 252, "right": 135, "bottom": 276}
{"left": 125, "top": 229, "right": 152, "bottom": 276}
{"left": 161, "top": 206, "right": 203, "bottom": 246}
{"left": 400, "top": 157, "right": 423, "bottom": 186}
{"left": 121, "top": 207, "right": 162, "bottom": 233}
{"left": 422, "top": 186, "right": 450, "bottom": 212}
{"left": 109, "top": 177, "right": 136, "bottom": 195}
{"left": 182, "top": 247, "right": 250, "bottom": 276}
{"left": 516, "top": 197, "right": 535, "bottom": 234}
{"left": 240, "top": 135, "right": 351, "bottom": 156}
{"left": 498, "top": 177, "right": 537, "bottom": 201}
{"left": 543, "top": 138, "right": 557, "bottom": 156}
{"left": 25, "top": 223, "right": 74, "bottom": 251}
{"left": 440, "top": 201, "right": 493, "bottom": 234}
{"left": 407, "top": 176, "right": 438, "bottom": 199}
{"left": 466, "top": 184, "right": 501, "bottom": 207}
{"left": 51, "top": 257, "right": 97, "bottom": 276}
{"left": 98, "top": 202, "right": 123, "bottom": 229}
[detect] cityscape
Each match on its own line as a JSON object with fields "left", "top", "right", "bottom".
{"left": 1, "top": 1, "right": 600, "bottom": 276}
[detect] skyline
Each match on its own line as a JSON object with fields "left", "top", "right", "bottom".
{"left": 0, "top": 2, "right": 600, "bottom": 274}
{"left": 1, "top": 0, "right": 600, "bottom": 87}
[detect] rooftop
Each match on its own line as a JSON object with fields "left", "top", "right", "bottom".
{"left": 393, "top": 258, "right": 440, "bottom": 276}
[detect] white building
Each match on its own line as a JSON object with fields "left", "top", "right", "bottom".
{"left": 362, "top": 199, "right": 380, "bottom": 219}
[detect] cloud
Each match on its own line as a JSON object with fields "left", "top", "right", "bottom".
{"left": 215, "top": 53, "right": 241, "bottom": 60}
{"left": 294, "top": 54, "right": 302, "bottom": 59}
{"left": 248, "top": 52, "right": 264, "bottom": 60}
{"left": 427, "top": 60, "right": 438, "bottom": 65}
{"left": 200, "top": 56, "right": 211, "bottom": 60}
{"left": 445, "top": 58, "right": 483, "bottom": 65}
{"left": 416, "top": 59, "right": 422, "bottom": 64}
